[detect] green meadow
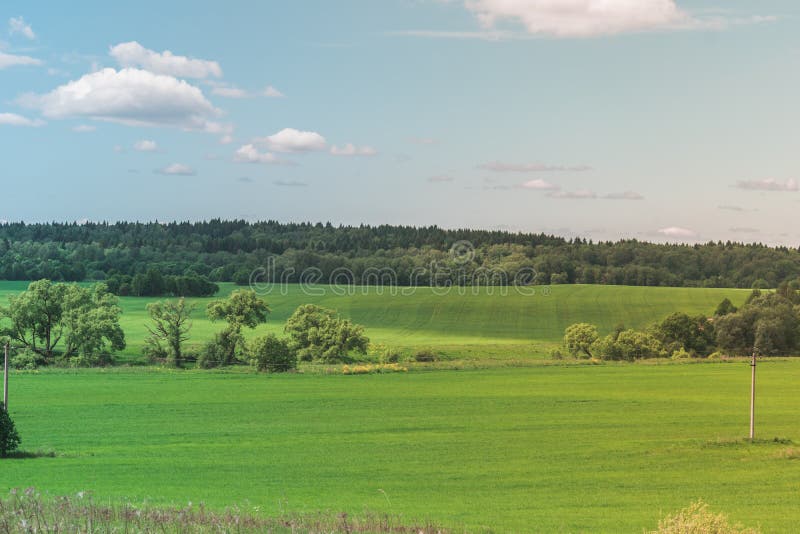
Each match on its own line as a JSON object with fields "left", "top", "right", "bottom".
{"left": 3, "top": 364, "right": 800, "bottom": 532}
{"left": 3, "top": 281, "right": 791, "bottom": 532}
{"left": 0, "top": 281, "right": 752, "bottom": 362}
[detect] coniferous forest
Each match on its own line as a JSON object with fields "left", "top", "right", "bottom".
{"left": 0, "top": 220, "right": 796, "bottom": 292}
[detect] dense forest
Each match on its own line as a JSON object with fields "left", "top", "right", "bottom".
{"left": 0, "top": 220, "right": 798, "bottom": 290}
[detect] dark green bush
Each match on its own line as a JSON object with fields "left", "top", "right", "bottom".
{"left": 0, "top": 404, "right": 21, "bottom": 458}
{"left": 10, "top": 350, "right": 40, "bottom": 370}
{"left": 414, "top": 350, "right": 438, "bottom": 362}
{"left": 248, "top": 334, "right": 296, "bottom": 372}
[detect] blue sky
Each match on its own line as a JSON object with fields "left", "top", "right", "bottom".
{"left": 0, "top": 1, "right": 798, "bottom": 244}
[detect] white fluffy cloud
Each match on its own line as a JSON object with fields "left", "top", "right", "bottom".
{"left": 264, "top": 85, "right": 285, "bottom": 98}
{"left": 110, "top": 41, "right": 222, "bottom": 79}
{"left": 330, "top": 143, "right": 377, "bottom": 156}
{"left": 233, "top": 144, "right": 284, "bottom": 164}
{"left": 520, "top": 179, "right": 559, "bottom": 190}
{"left": 156, "top": 163, "right": 195, "bottom": 176}
{"left": 465, "top": 0, "right": 687, "bottom": 37}
{"left": 0, "top": 112, "right": 44, "bottom": 127}
{"left": 0, "top": 51, "right": 42, "bottom": 69}
{"left": 134, "top": 139, "right": 158, "bottom": 152}
{"left": 658, "top": 226, "right": 696, "bottom": 238}
{"left": 9, "top": 17, "right": 35, "bottom": 39}
{"left": 255, "top": 128, "right": 327, "bottom": 153}
{"left": 479, "top": 161, "right": 591, "bottom": 172}
{"left": 736, "top": 178, "right": 798, "bottom": 192}
{"left": 22, "top": 68, "right": 221, "bottom": 131}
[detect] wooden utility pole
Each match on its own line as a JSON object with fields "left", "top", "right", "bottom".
{"left": 3, "top": 342, "right": 8, "bottom": 411}
{"left": 749, "top": 350, "right": 756, "bottom": 441}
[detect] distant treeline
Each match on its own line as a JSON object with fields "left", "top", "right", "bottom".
{"left": 0, "top": 220, "right": 797, "bottom": 289}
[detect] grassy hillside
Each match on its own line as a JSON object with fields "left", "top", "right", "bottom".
{"left": 0, "top": 281, "right": 751, "bottom": 360}
{"left": 3, "top": 364, "right": 797, "bottom": 532}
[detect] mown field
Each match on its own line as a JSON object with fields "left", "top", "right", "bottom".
{"left": 0, "top": 281, "right": 752, "bottom": 362}
{"left": 3, "top": 364, "right": 800, "bottom": 532}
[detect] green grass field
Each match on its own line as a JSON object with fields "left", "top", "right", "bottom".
{"left": 3, "top": 363, "right": 799, "bottom": 532}
{"left": 0, "top": 281, "right": 752, "bottom": 362}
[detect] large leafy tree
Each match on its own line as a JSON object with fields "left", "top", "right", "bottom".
{"left": 715, "top": 291, "right": 800, "bottom": 356}
{"left": 206, "top": 290, "right": 269, "bottom": 365}
{"left": 654, "top": 312, "right": 716, "bottom": 356}
{"left": 145, "top": 298, "right": 195, "bottom": 367}
{"left": 0, "top": 279, "right": 125, "bottom": 363}
{"left": 285, "top": 304, "right": 369, "bottom": 363}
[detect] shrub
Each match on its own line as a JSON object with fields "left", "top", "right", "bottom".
{"left": 285, "top": 305, "right": 369, "bottom": 363}
{"left": 142, "top": 337, "right": 169, "bottom": 364}
{"left": 650, "top": 500, "right": 759, "bottom": 534}
{"left": 549, "top": 348, "right": 564, "bottom": 360}
{"left": 10, "top": 350, "right": 40, "bottom": 370}
{"left": 563, "top": 323, "right": 599, "bottom": 358}
{"left": 707, "top": 351, "right": 724, "bottom": 360}
{"left": 197, "top": 333, "right": 230, "bottom": 369}
{"left": 248, "top": 334, "right": 296, "bottom": 373}
{"left": 199, "top": 330, "right": 246, "bottom": 369}
{"left": 671, "top": 348, "right": 691, "bottom": 360}
{"left": 414, "top": 350, "right": 438, "bottom": 362}
{"left": 595, "top": 329, "right": 666, "bottom": 361}
{"left": 0, "top": 404, "right": 21, "bottom": 458}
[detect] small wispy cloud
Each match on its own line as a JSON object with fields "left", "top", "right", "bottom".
{"left": 410, "top": 137, "right": 438, "bottom": 145}
{"left": 520, "top": 179, "right": 559, "bottom": 191}
{"left": 212, "top": 86, "right": 249, "bottom": 98}
{"left": 133, "top": 139, "right": 158, "bottom": 152}
{"left": 0, "top": 112, "right": 44, "bottom": 127}
{"left": 330, "top": 143, "right": 377, "bottom": 156}
{"left": 156, "top": 163, "right": 195, "bottom": 176}
{"left": 730, "top": 227, "right": 760, "bottom": 234}
{"left": 735, "top": 178, "right": 798, "bottom": 192}
{"left": 0, "top": 51, "right": 42, "bottom": 69}
{"left": 72, "top": 124, "right": 96, "bottom": 133}
{"left": 264, "top": 85, "right": 285, "bottom": 98}
{"left": 9, "top": 17, "right": 35, "bottom": 40}
{"left": 274, "top": 179, "right": 308, "bottom": 187}
{"left": 428, "top": 174, "right": 455, "bottom": 183}
{"left": 603, "top": 191, "right": 644, "bottom": 200}
{"left": 548, "top": 189, "right": 597, "bottom": 199}
{"left": 658, "top": 226, "right": 696, "bottom": 238}
{"left": 255, "top": 128, "right": 327, "bottom": 153}
{"left": 718, "top": 204, "right": 757, "bottom": 212}
{"left": 233, "top": 144, "right": 289, "bottom": 165}
{"left": 479, "top": 161, "right": 591, "bottom": 173}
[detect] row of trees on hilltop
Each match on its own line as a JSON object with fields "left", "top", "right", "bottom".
{"left": 0, "top": 220, "right": 800, "bottom": 288}
{"left": 562, "top": 282, "right": 800, "bottom": 360}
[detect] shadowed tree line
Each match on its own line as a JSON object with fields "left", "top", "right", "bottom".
{"left": 0, "top": 220, "right": 799, "bottom": 288}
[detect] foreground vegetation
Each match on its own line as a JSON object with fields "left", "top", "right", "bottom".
{"left": 0, "top": 488, "right": 444, "bottom": 534}
{"left": 3, "top": 365, "right": 800, "bottom": 531}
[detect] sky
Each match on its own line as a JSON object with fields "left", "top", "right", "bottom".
{"left": 0, "top": 0, "right": 798, "bottom": 245}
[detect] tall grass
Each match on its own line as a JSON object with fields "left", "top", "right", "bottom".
{"left": 0, "top": 488, "right": 445, "bottom": 533}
